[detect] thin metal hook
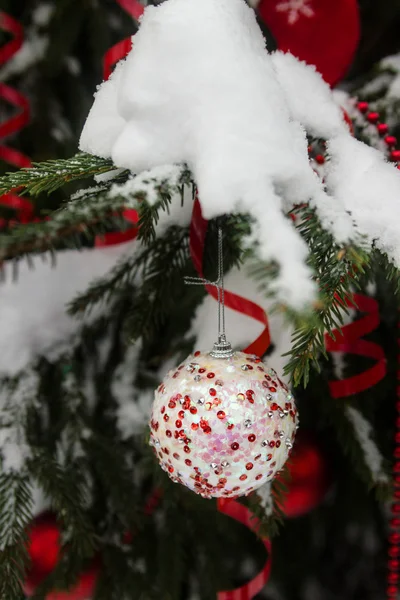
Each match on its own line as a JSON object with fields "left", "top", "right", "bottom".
{"left": 185, "top": 227, "right": 233, "bottom": 358}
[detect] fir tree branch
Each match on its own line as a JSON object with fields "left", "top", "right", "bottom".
{"left": 251, "top": 207, "right": 371, "bottom": 387}
{"left": 0, "top": 474, "right": 33, "bottom": 600}
{"left": 0, "top": 153, "right": 115, "bottom": 197}
{"left": 0, "top": 168, "right": 190, "bottom": 263}
{"left": 29, "top": 451, "right": 98, "bottom": 559}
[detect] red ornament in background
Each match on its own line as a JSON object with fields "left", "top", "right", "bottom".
{"left": 278, "top": 431, "right": 331, "bottom": 518}
{"left": 257, "top": 0, "right": 360, "bottom": 86}
{"left": 23, "top": 512, "right": 100, "bottom": 600}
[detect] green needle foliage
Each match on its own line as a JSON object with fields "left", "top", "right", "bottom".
{"left": 2, "top": 7, "right": 400, "bottom": 596}
{"left": 0, "top": 154, "right": 114, "bottom": 197}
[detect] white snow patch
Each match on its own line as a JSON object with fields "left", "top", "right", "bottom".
{"left": 80, "top": 0, "right": 400, "bottom": 310}
{"left": 0, "top": 34, "right": 48, "bottom": 80}
{"left": 257, "top": 482, "right": 274, "bottom": 516}
{"left": 33, "top": 3, "right": 55, "bottom": 26}
{"left": 0, "top": 370, "right": 39, "bottom": 473}
{"left": 112, "top": 342, "right": 155, "bottom": 439}
{"left": 65, "top": 56, "right": 81, "bottom": 76}
{"left": 346, "top": 406, "right": 388, "bottom": 484}
{"left": 325, "top": 135, "right": 400, "bottom": 265}
{"left": 0, "top": 243, "right": 134, "bottom": 376}
{"left": 108, "top": 164, "right": 183, "bottom": 205}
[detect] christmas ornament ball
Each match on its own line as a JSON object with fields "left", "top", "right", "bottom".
{"left": 150, "top": 351, "right": 298, "bottom": 498}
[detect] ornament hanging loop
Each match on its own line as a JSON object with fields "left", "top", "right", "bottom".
{"left": 185, "top": 227, "right": 233, "bottom": 359}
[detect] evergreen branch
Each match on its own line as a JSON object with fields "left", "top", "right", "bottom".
{"left": 0, "top": 153, "right": 115, "bottom": 197}
{"left": 69, "top": 224, "right": 190, "bottom": 322}
{"left": 29, "top": 452, "right": 98, "bottom": 559}
{"left": 68, "top": 252, "right": 139, "bottom": 315}
{"left": 94, "top": 545, "right": 149, "bottom": 600}
{"left": 249, "top": 466, "right": 290, "bottom": 538}
{"left": 0, "top": 169, "right": 190, "bottom": 263}
{"left": 250, "top": 207, "right": 371, "bottom": 387}
{"left": 84, "top": 433, "right": 140, "bottom": 530}
{"left": 123, "top": 227, "right": 192, "bottom": 342}
{"left": 0, "top": 474, "right": 33, "bottom": 600}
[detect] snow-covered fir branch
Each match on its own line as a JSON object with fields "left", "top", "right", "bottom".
{"left": 345, "top": 406, "right": 389, "bottom": 485}
{"left": 80, "top": 0, "right": 400, "bottom": 310}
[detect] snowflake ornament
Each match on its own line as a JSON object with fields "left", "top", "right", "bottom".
{"left": 276, "top": 0, "right": 315, "bottom": 25}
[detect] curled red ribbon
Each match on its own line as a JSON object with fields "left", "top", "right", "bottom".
{"left": 217, "top": 499, "right": 272, "bottom": 600}
{"left": 0, "top": 11, "right": 33, "bottom": 226}
{"left": 103, "top": 0, "right": 144, "bottom": 81}
{"left": 325, "top": 293, "right": 386, "bottom": 398}
{"left": 98, "top": 2, "right": 143, "bottom": 245}
{"left": 190, "top": 198, "right": 271, "bottom": 357}
{"left": 189, "top": 197, "right": 272, "bottom": 599}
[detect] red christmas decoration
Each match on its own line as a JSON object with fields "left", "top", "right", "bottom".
{"left": 279, "top": 431, "right": 331, "bottom": 518}
{"left": 23, "top": 512, "right": 100, "bottom": 600}
{"left": 257, "top": 0, "right": 360, "bottom": 86}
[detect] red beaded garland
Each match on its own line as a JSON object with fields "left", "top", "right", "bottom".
{"left": 378, "top": 123, "right": 389, "bottom": 135}
{"left": 387, "top": 305, "right": 400, "bottom": 600}
{"left": 367, "top": 111, "right": 379, "bottom": 124}
{"left": 390, "top": 150, "right": 400, "bottom": 162}
{"left": 357, "top": 101, "right": 369, "bottom": 113}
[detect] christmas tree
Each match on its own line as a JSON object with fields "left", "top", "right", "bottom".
{"left": 2, "top": 0, "right": 400, "bottom": 599}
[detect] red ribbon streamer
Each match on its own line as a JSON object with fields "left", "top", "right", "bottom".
{"left": 97, "top": 2, "right": 143, "bottom": 245}
{"left": 190, "top": 198, "right": 271, "bottom": 357}
{"left": 0, "top": 11, "right": 33, "bottom": 225}
{"left": 0, "top": 11, "right": 138, "bottom": 247}
{"left": 217, "top": 499, "right": 272, "bottom": 600}
{"left": 189, "top": 197, "right": 272, "bottom": 598}
{"left": 94, "top": 208, "right": 139, "bottom": 247}
{"left": 325, "top": 293, "right": 386, "bottom": 398}
{"left": 103, "top": 0, "right": 144, "bottom": 81}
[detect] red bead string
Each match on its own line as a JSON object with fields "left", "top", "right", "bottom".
{"left": 347, "top": 100, "right": 400, "bottom": 599}
{"left": 355, "top": 101, "right": 400, "bottom": 166}
{"left": 216, "top": 498, "right": 272, "bottom": 600}
{"left": 386, "top": 307, "right": 400, "bottom": 597}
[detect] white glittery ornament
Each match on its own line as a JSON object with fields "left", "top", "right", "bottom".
{"left": 149, "top": 351, "right": 298, "bottom": 498}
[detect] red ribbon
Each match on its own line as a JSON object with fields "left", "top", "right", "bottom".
{"left": 189, "top": 197, "right": 272, "bottom": 599}
{"left": 190, "top": 198, "right": 271, "bottom": 357}
{"left": 217, "top": 499, "right": 272, "bottom": 600}
{"left": 103, "top": 0, "right": 144, "bottom": 81}
{"left": 325, "top": 293, "right": 386, "bottom": 398}
{"left": 97, "top": 2, "right": 143, "bottom": 245}
{"left": 0, "top": 11, "right": 33, "bottom": 226}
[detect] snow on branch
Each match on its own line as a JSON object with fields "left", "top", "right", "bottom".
{"left": 346, "top": 406, "right": 389, "bottom": 485}
{"left": 80, "top": 0, "right": 400, "bottom": 310}
{"left": 0, "top": 370, "right": 39, "bottom": 474}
